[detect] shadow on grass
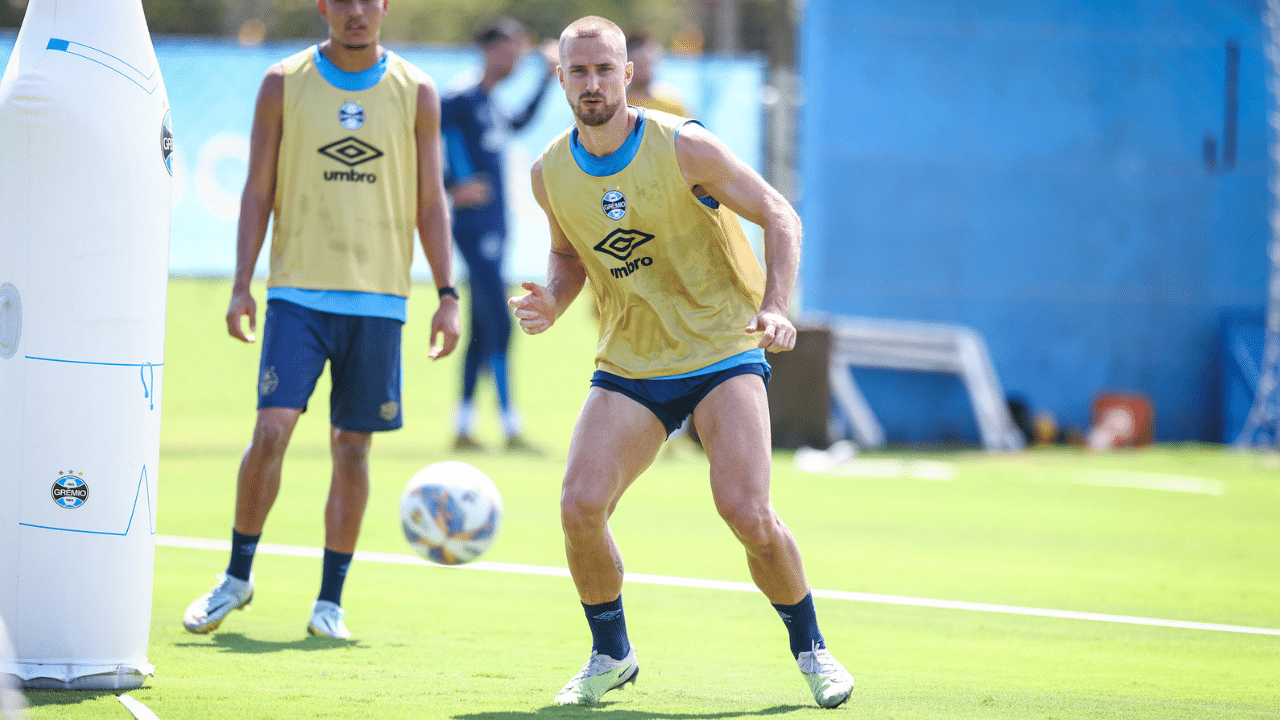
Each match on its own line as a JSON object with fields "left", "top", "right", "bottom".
{"left": 455, "top": 705, "right": 806, "bottom": 719}
{"left": 173, "top": 632, "right": 358, "bottom": 653}
{"left": 23, "top": 689, "right": 120, "bottom": 708}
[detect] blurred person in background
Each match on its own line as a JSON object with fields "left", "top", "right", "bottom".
{"left": 442, "top": 15, "right": 557, "bottom": 454}
{"left": 181, "top": 0, "right": 460, "bottom": 641}
{"left": 624, "top": 30, "right": 688, "bottom": 117}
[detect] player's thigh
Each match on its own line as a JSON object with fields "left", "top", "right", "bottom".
{"left": 693, "top": 372, "right": 773, "bottom": 509}
{"left": 563, "top": 386, "right": 666, "bottom": 514}
{"left": 328, "top": 315, "right": 403, "bottom": 433}
{"left": 257, "top": 300, "right": 328, "bottom": 411}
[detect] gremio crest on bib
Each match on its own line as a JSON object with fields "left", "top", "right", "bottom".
{"left": 602, "top": 190, "right": 626, "bottom": 220}
{"left": 339, "top": 101, "right": 365, "bottom": 130}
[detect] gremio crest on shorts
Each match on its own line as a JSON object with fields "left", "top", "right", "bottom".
{"left": 601, "top": 190, "right": 626, "bottom": 220}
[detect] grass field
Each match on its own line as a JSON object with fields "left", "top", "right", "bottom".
{"left": 15, "top": 278, "right": 1280, "bottom": 719}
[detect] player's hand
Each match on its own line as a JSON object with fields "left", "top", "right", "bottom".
{"left": 226, "top": 287, "right": 258, "bottom": 343}
{"left": 508, "top": 281, "right": 556, "bottom": 335}
{"left": 429, "top": 295, "right": 461, "bottom": 360}
{"left": 745, "top": 311, "right": 796, "bottom": 352}
{"left": 450, "top": 177, "right": 491, "bottom": 208}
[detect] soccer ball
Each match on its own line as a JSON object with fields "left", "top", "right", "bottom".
{"left": 399, "top": 460, "right": 503, "bottom": 565}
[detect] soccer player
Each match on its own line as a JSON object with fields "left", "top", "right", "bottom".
{"left": 508, "top": 15, "right": 855, "bottom": 708}
{"left": 442, "top": 16, "right": 556, "bottom": 454}
{"left": 181, "top": 0, "right": 460, "bottom": 640}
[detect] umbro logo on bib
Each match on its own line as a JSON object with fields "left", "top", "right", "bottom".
{"left": 594, "top": 228, "right": 652, "bottom": 261}
{"left": 594, "top": 229, "right": 655, "bottom": 280}
{"left": 318, "top": 137, "right": 383, "bottom": 183}
{"left": 318, "top": 136, "right": 384, "bottom": 167}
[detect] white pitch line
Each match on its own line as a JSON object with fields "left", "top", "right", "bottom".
{"left": 1073, "top": 469, "right": 1225, "bottom": 496}
{"left": 156, "top": 535, "right": 1280, "bottom": 638}
{"left": 117, "top": 694, "right": 160, "bottom": 720}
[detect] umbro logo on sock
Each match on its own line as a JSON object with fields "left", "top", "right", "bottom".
{"left": 592, "top": 609, "right": 624, "bottom": 621}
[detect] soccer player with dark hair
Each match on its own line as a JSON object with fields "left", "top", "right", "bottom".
{"left": 182, "top": 0, "right": 460, "bottom": 640}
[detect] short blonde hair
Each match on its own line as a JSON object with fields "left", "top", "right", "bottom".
{"left": 559, "top": 16, "right": 626, "bottom": 55}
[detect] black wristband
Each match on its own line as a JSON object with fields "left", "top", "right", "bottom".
{"left": 437, "top": 285, "right": 459, "bottom": 300}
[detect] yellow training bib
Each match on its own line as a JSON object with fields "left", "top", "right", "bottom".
{"left": 269, "top": 47, "right": 422, "bottom": 297}
{"left": 541, "top": 109, "right": 766, "bottom": 378}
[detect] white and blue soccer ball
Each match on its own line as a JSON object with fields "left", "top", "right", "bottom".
{"left": 399, "top": 461, "right": 503, "bottom": 565}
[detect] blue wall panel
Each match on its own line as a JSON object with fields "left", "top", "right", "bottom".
{"left": 800, "top": 0, "right": 1268, "bottom": 442}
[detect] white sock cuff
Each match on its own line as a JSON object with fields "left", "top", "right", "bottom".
{"left": 502, "top": 408, "right": 522, "bottom": 437}
{"left": 456, "top": 401, "right": 476, "bottom": 435}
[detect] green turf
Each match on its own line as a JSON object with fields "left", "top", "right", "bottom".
{"left": 17, "top": 278, "right": 1280, "bottom": 718}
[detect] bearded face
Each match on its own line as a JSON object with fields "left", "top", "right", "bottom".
{"left": 558, "top": 33, "right": 631, "bottom": 129}
{"left": 571, "top": 91, "right": 623, "bottom": 127}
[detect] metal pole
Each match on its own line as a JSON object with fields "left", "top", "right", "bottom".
{"left": 1235, "top": 0, "right": 1280, "bottom": 448}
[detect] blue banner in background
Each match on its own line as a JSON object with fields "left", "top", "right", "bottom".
{"left": 0, "top": 33, "right": 764, "bottom": 281}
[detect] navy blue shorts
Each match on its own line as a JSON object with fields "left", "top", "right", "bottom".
{"left": 590, "top": 363, "right": 771, "bottom": 436}
{"left": 257, "top": 299, "right": 403, "bottom": 433}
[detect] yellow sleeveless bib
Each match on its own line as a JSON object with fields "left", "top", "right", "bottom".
{"left": 541, "top": 109, "right": 766, "bottom": 378}
{"left": 269, "top": 47, "right": 422, "bottom": 297}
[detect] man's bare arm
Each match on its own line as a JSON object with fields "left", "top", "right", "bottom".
{"left": 227, "top": 66, "right": 284, "bottom": 343}
{"left": 508, "top": 158, "right": 586, "bottom": 334}
{"left": 675, "top": 123, "right": 801, "bottom": 350}
{"left": 415, "top": 77, "right": 461, "bottom": 359}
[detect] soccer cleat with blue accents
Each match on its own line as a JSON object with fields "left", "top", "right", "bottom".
{"left": 306, "top": 600, "right": 351, "bottom": 639}
{"left": 182, "top": 573, "right": 253, "bottom": 634}
{"left": 797, "top": 644, "right": 855, "bottom": 708}
{"left": 554, "top": 647, "right": 639, "bottom": 705}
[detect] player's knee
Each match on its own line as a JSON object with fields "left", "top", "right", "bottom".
{"left": 719, "top": 502, "right": 778, "bottom": 552}
{"left": 250, "top": 418, "right": 292, "bottom": 457}
{"left": 560, "top": 489, "right": 609, "bottom": 538}
{"left": 330, "top": 432, "right": 371, "bottom": 466}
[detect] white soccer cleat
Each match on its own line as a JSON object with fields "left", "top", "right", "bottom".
{"left": 798, "top": 644, "right": 855, "bottom": 708}
{"left": 306, "top": 600, "right": 351, "bottom": 639}
{"left": 554, "top": 647, "right": 640, "bottom": 705}
{"left": 182, "top": 573, "right": 253, "bottom": 634}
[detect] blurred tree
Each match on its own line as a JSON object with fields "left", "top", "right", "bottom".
{"left": 0, "top": 0, "right": 26, "bottom": 28}
{"left": 0, "top": 0, "right": 226, "bottom": 32}
{"left": 143, "top": 0, "right": 225, "bottom": 35}
{"left": 693, "top": 0, "right": 796, "bottom": 64}
{"left": 0, "top": 0, "right": 700, "bottom": 49}
{"left": 0, "top": 0, "right": 807, "bottom": 72}
{"left": 385, "top": 0, "right": 691, "bottom": 47}
{"left": 267, "top": 0, "right": 327, "bottom": 39}
{"left": 743, "top": 0, "right": 795, "bottom": 67}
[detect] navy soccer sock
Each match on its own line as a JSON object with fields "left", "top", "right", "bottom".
{"left": 772, "top": 592, "right": 826, "bottom": 659}
{"left": 318, "top": 549, "right": 354, "bottom": 606}
{"left": 225, "top": 529, "right": 260, "bottom": 582}
{"left": 583, "top": 596, "right": 632, "bottom": 661}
